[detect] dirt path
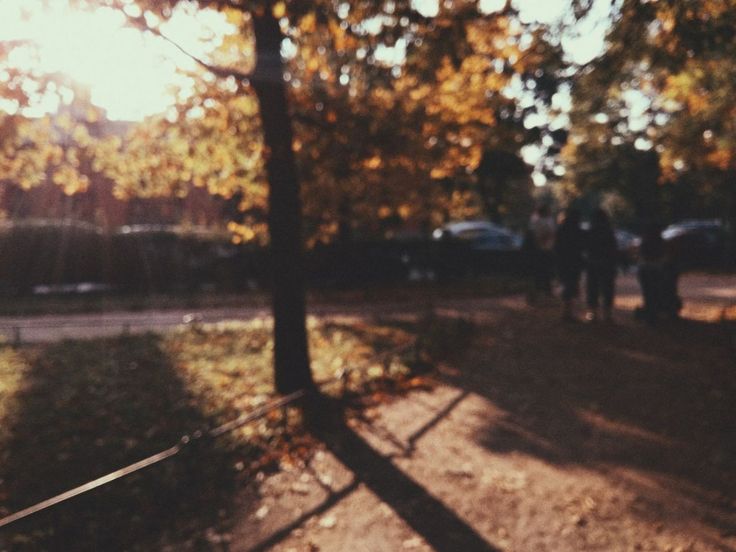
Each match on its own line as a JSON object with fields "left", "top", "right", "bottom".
{"left": 218, "top": 274, "right": 736, "bottom": 552}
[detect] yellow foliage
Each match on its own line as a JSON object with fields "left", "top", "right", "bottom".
{"left": 65, "top": 147, "right": 80, "bottom": 168}
{"left": 56, "top": 113, "right": 74, "bottom": 132}
{"left": 272, "top": 2, "right": 286, "bottom": 19}
{"left": 329, "top": 18, "right": 356, "bottom": 51}
{"left": 706, "top": 148, "right": 732, "bottom": 170}
{"left": 299, "top": 12, "right": 316, "bottom": 34}
{"left": 52, "top": 165, "right": 89, "bottom": 194}
{"left": 85, "top": 107, "right": 99, "bottom": 123}
{"left": 430, "top": 167, "right": 447, "bottom": 179}
{"left": 228, "top": 221, "right": 257, "bottom": 243}
{"left": 409, "top": 84, "right": 431, "bottom": 102}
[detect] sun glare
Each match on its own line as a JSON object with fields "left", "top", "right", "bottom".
{"left": 0, "top": 0, "right": 228, "bottom": 120}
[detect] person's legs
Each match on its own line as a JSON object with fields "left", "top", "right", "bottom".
{"left": 561, "top": 267, "right": 580, "bottom": 321}
{"left": 528, "top": 252, "right": 553, "bottom": 306}
{"left": 532, "top": 251, "right": 552, "bottom": 294}
{"left": 638, "top": 265, "right": 659, "bottom": 323}
{"left": 525, "top": 249, "right": 539, "bottom": 304}
{"left": 601, "top": 267, "right": 615, "bottom": 321}
{"left": 586, "top": 267, "right": 600, "bottom": 320}
{"left": 661, "top": 264, "right": 681, "bottom": 318}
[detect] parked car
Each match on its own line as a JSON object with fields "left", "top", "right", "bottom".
{"left": 662, "top": 219, "right": 727, "bottom": 269}
{"left": 307, "top": 239, "right": 426, "bottom": 287}
{"left": 432, "top": 220, "right": 523, "bottom": 250}
{"left": 431, "top": 220, "right": 524, "bottom": 278}
{"left": 614, "top": 229, "right": 641, "bottom": 270}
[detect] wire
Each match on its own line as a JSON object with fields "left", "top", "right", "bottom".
{"left": 0, "top": 392, "right": 304, "bottom": 529}
{"left": 0, "top": 445, "right": 181, "bottom": 529}
{"left": 0, "top": 341, "right": 415, "bottom": 529}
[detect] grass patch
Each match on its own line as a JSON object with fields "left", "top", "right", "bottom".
{"left": 0, "top": 318, "right": 421, "bottom": 550}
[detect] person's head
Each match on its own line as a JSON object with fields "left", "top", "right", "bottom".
{"left": 591, "top": 207, "right": 610, "bottom": 228}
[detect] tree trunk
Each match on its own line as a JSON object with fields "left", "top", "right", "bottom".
{"left": 252, "top": 7, "right": 313, "bottom": 394}
{"left": 727, "top": 168, "right": 736, "bottom": 267}
{"left": 477, "top": 176, "right": 502, "bottom": 224}
{"left": 337, "top": 196, "right": 352, "bottom": 244}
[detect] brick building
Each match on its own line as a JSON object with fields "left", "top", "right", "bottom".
{"left": 0, "top": 178, "right": 228, "bottom": 230}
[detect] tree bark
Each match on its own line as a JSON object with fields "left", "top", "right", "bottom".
{"left": 252, "top": 7, "right": 313, "bottom": 394}
{"left": 726, "top": 168, "right": 736, "bottom": 267}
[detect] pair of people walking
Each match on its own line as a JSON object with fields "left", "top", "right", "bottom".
{"left": 528, "top": 206, "right": 617, "bottom": 322}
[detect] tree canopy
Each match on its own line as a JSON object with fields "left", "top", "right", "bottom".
{"left": 565, "top": 0, "right": 736, "bottom": 223}
{"left": 17, "top": 0, "right": 572, "bottom": 241}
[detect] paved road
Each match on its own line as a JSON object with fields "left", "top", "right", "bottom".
{"left": 1, "top": 273, "right": 733, "bottom": 343}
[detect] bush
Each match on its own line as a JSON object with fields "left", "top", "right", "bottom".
{"left": 0, "top": 221, "right": 245, "bottom": 295}
{"left": 0, "top": 219, "right": 106, "bottom": 294}
{"left": 109, "top": 225, "right": 241, "bottom": 293}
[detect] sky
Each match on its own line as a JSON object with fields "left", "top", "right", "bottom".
{"left": 0, "top": 0, "right": 226, "bottom": 120}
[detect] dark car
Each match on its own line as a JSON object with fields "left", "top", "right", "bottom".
{"left": 662, "top": 219, "right": 727, "bottom": 269}
{"left": 614, "top": 229, "right": 641, "bottom": 270}
{"left": 432, "top": 221, "right": 523, "bottom": 250}
{"left": 431, "top": 220, "right": 524, "bottom": 278}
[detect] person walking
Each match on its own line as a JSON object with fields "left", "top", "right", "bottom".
{"left": 636, "top": 221, "right": 682, "bottom": 324}
{"left": 555, "top": 208, "right": 585, "bottom": 321}
{"left": 527, "top": 204, "right": 556, "bottom": 301}
{"left": 585, "top": 208, "right": 618, "bottom": 322}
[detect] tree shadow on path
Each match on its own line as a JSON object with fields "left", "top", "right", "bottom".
{"left": 308, "top": 396, "right": 500, "bottom": 552}
{"left": 440, "top": 303, "right": 736, "bottom": 534}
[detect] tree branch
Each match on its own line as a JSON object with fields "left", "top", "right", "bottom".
{"left": 114, "top": 4, "right": 253, "bottom": 82}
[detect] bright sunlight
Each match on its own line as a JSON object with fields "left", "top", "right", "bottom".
{"left": 0, "top": 0, "right": 228, "bottom": 120}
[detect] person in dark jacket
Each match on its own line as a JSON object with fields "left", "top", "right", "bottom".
{"left": 585, "top": 208, "right": 618, "bottom": 322}
{"left": 524, "top": 204, "right": 556, "bottom": 303}
{"left": 531, "top": 205, "right": 557, "bottom": 293}
{"left": 555, "top": 208, "right": 585, "bottom": 321}
{"left": 636, "top": 222, "right": 682, "bottom": 323}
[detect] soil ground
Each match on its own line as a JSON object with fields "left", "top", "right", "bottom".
{"left": 217, "top": 273, "right": 736, "bottom": 552}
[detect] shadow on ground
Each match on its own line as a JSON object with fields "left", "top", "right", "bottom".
{"left": 436, "top": 303, "right": 736, "bottom": 533}
{"left": 239, "top": 317, "right": 497, "bottom": 552}
{"left": 4, "top": 299, "right": 734, "bottom": 550}
{"left": 308, "top": 397, "right": 500, "bottom": 552}
{"left": 0, "top": 335, "right": 251, "bottom": 551}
